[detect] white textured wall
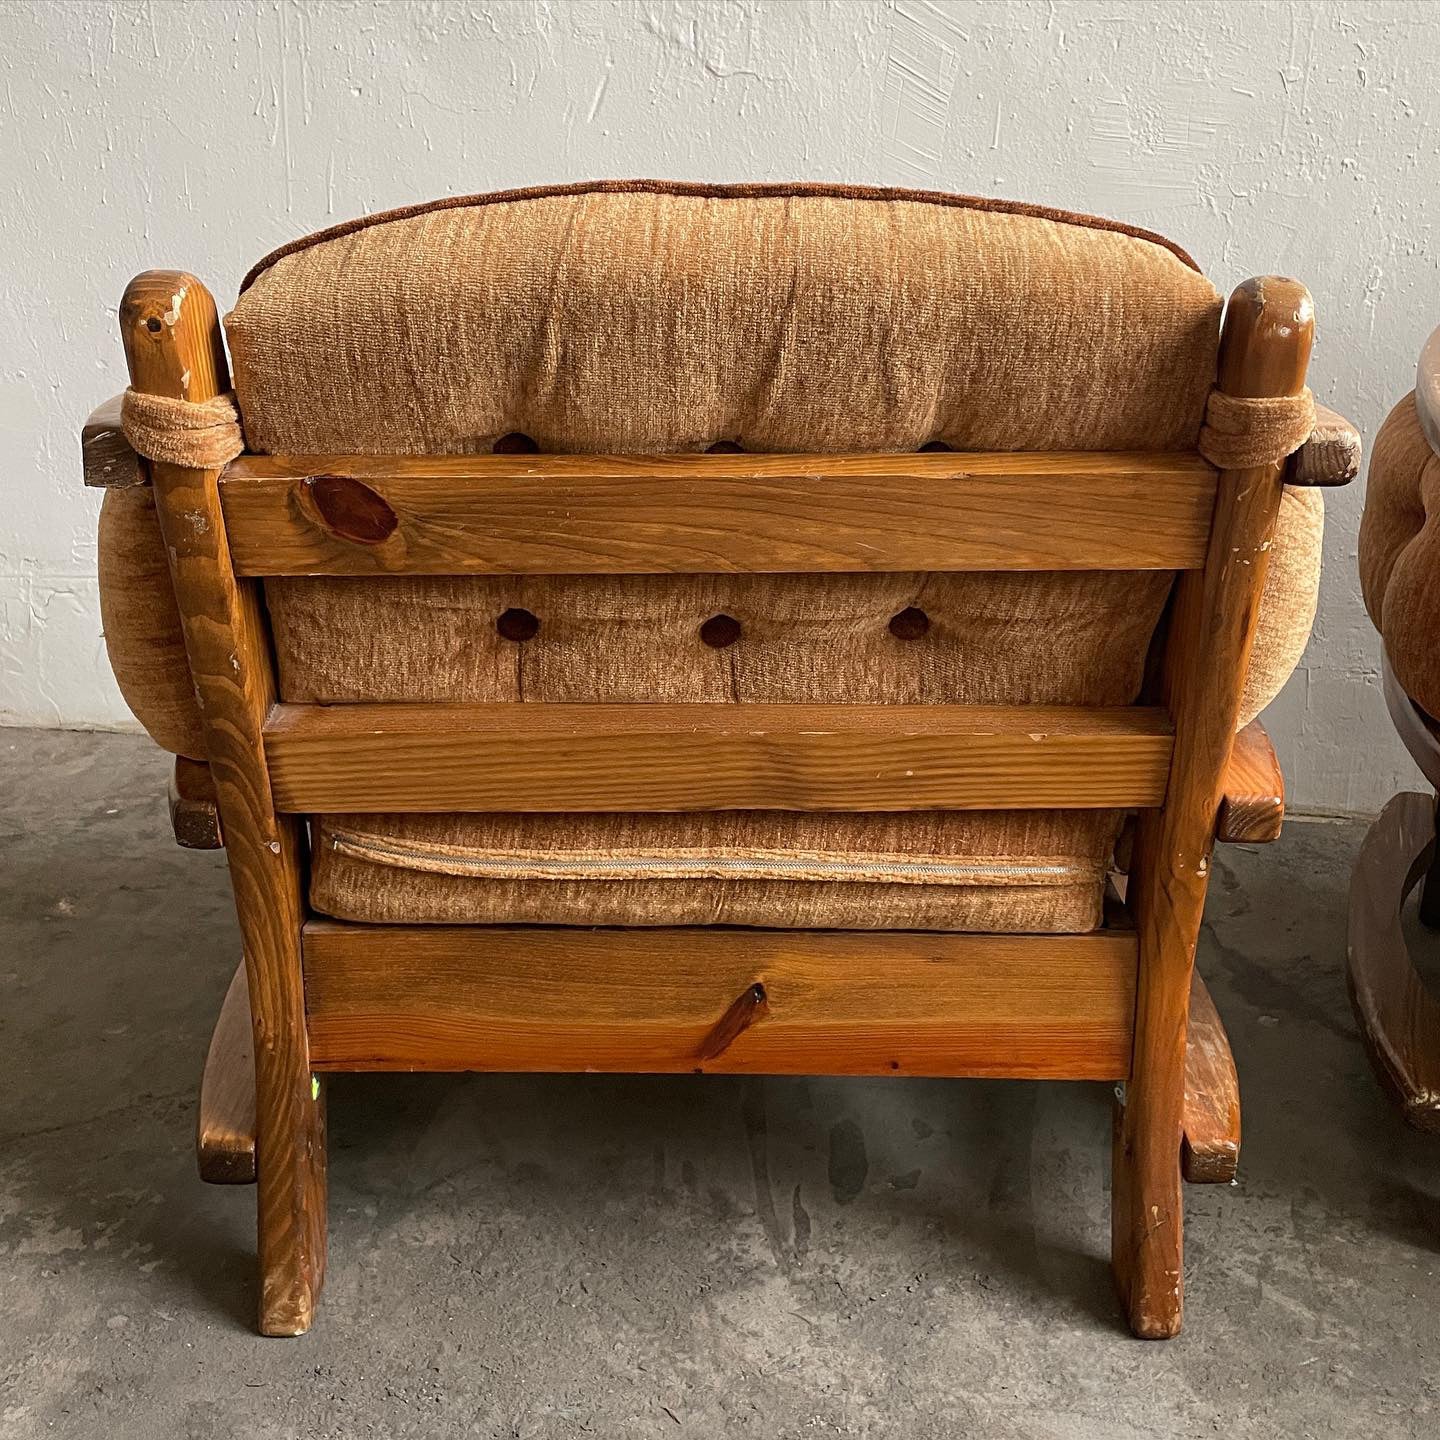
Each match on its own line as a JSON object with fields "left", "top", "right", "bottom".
{"left": 2, "top": 0, "right": 1436, "bottom": 812}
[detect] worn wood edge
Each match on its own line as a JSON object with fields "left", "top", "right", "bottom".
{"left": 1181, "top": 970, "right": 1241, "bottom": 1183}
{"left": 82, "top": 393, "right": 148, "bottom": 489}
{"left": 224, "top": 450, "right": 1215, "bottom": 483}
{"left": 169, "top": 756, "right": 223, "bottom": 849}
{"left": 1284, "top": 403, "right": 1362, "bottom": 488}
{"left": 263, "top": 702, "right": 1175, "bottom": 813}
{"left": 1347, "top": 791, "right": 1440, "bottom": 1131}
{"left": 301, "top": 921, "right": 1138, "bottom": 1079}
{"left": 197, "top": 962, "right": 258, "bottom": 1184}
{"left": 1215, "top": 720, "right": 1285, "bottom": 843}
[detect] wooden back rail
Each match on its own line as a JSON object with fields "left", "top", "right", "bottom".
{"left": 217, "top": 452, "right": 1217, "bottom": 575}
{"left": 121, "top": 266, "right": 1313, "bottom": 1340}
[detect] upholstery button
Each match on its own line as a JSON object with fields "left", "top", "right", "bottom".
{"left": 497, "top": 607, "right": 540, "bottom": 642}
{"left": 700, "top": 614, "right": 742, "bottom": 648}
{"left": 889, "top": 606, "right": 930, "bottom": 640}
{"left": 493, "top": 431, "right": 539, "bottom": 454}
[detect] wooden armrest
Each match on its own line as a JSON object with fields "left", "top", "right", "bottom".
{"left": 82, "top": 393, "right": 147, "bottom": 489}
{"left": 1216, "top": 720, "right": 1284, "bottom": 843}
{"left": 1285, "top": 403, "right": 1361, "bottom": 487}
{"left": 170, "top": 757, "right": 223, "bottom": 849}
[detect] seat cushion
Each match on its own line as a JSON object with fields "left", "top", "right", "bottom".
{"left": 309, "top": 809, "right": 1122, "bottom": 933}
{"left": 286, "top": 565, "right": 1170, "bottom": 934}
{"left": 1360, "top": 391, "right": 1440, "bottom": 717}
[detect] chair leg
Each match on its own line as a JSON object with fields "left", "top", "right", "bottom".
{"left": 255, "top": 1066, "right": 328, "bottom": 1336}
{"left": 1111, "top": 919, "right": 1189, "bottom": 1340}
{"left": 1111, "top": 1076, "right": 1185, "bottom": 1336}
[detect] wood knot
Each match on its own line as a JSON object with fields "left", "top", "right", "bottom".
{"left": 300, "top": 475, "right": 398, "bottom": 545}
{"left": 696, "top": 982, "right": 769, "bottom": 1062}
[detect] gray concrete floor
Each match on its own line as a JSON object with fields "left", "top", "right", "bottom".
{"left": 2, "top": 728, "right": 1438, "bottom": 1438}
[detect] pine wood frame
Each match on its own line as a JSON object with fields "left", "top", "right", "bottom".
{"left": 115, "top": 268, "right": 1314, "bottom": 1339}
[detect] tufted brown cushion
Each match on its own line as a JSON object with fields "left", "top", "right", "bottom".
{"left": 227, "top": 181, "right": 1222, "bottom": 454}
{"left": 1360, "top": 392, "right": 1440, "bottom": 718}
{"left": 96, "top": 182, "right": 1328, "bottom": 931}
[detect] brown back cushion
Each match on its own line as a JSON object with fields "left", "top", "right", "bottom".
{"left": 226, "top": 182, "right": 1222, "bottom": 455}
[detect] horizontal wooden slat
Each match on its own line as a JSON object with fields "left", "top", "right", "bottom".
{"left": 302, "top": 922, "right": 1138, "bottom": 1079}
{"left": 264, "top": 702, "right": 1174, "bottom": 813}
{"left": 219, "top": 451, "right": 1217, "bottom": 575}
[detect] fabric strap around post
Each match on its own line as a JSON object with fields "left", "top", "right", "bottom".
{"left": 1198, "top": 387, "right": 1316, "bottom": 471}
{"left": 120, "top": 389, "right": 246, "bottom": 470}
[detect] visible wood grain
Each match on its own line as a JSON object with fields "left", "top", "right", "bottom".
{"left": 122, "top": 270, "right": 326, "bottom": 1337}
{"left": 262, "top": 702, "right": 1175, "bottom": 814}
{"left": 1416, "top": 323, "right": 1440, "bottom": 459}
{"left": 169, "top": 756, "right": 223, "bottom": 849}
{"left": 82, "top": 393, "right": 147, "bottom": 489}
{"left": 696, "top": 983, "right": 771, "bottom": 1061}
{"left": 1114, "top": 276, "right": 1313, "bottom": 1339}
{"left": 302, "top": 923, "right": 1138, "bottom": 1080}
{"left": 1347, "top": 791, "right": 1440, "bottom": 1131}
{"left": 1216, "top": 720, "right": 1285, "bottom": 843}
{"left": 1285, "top": 404, "right": 1361, "bottom": 487}
{"left": 198, "top": 963, "right": 257, "bottom": 1184}
{"left": 1181, "top": 971, "right": 1241, "bottom": 1183}
{"left": 217, "top": 451, "right": 1218, "bottom": 575}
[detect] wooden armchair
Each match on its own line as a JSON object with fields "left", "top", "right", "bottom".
{"left": 1350, "top": 324, "right": 1440, "bottom": 1126}
{"left": 83, "top": 184, "right": 1358, "bottom": 1338}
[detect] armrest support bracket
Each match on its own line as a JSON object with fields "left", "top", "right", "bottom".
{"left": 1216, "top": 720, "right": 1284, "bottom": 843}
{"left": 82, "top": 393, "right": 148, "bottom": 489}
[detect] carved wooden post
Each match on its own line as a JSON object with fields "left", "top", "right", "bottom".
{"left": 120, "top": 271, "right": 327, "bottom": 1336}
{"left": 1113, "top": 277, "right": 1313, "bottom": 1337}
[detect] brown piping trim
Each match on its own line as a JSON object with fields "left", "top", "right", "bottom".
{"left": 239, "top": 178, "right": 1202, "bottom": 292}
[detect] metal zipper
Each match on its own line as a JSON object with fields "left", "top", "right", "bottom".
{"left": 326, "top": 829, "right": 1081, "bottom": 885}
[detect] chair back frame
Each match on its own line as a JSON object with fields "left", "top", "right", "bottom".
{"left": 118, "top": 269, "right": 1312, "bottom": 1339}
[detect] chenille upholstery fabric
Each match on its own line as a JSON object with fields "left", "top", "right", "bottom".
{"left": 95, "top": 182, "right": 1329, "bottom": 930}
{"left": 1360, "top": 392, "right": 1440, "bottom": 719}
{"left": 1241, "top": 485, "right": 1325, "bottom": 728}
{"left": 227, "top": 183, "right": 1222, "bottom": 455}
{"left": 97, "top": 488, "right": 206, "bottom": 760}
{"left": 310, "top": 810, "right": 1122, "bottom": 933}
